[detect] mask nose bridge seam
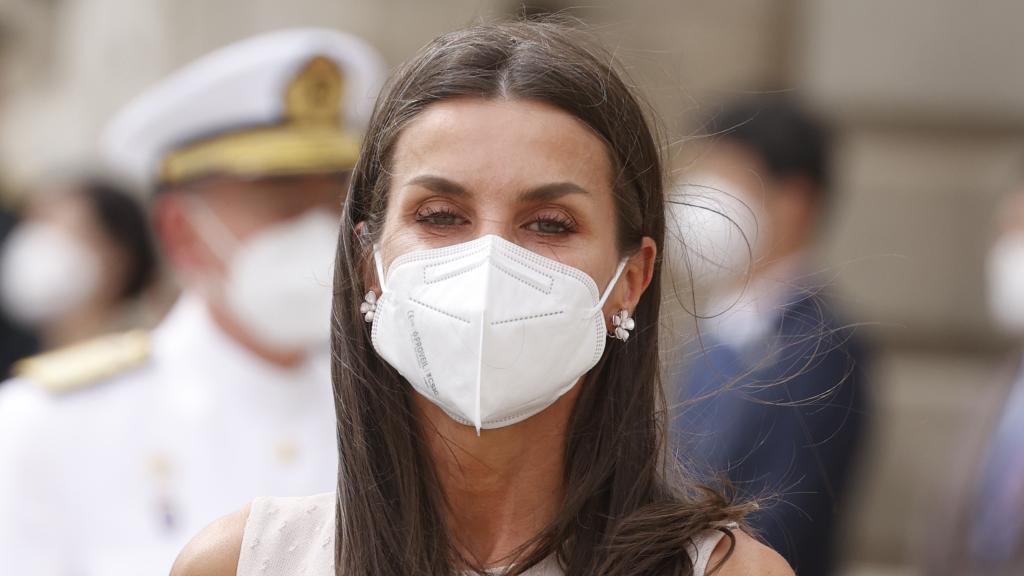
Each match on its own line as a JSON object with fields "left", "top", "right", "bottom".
{"left": 422, "top": 253, "right": 488, "bottom": 285}
{"left": 490, "top": 259, "right": 553, "bottom": 295}
{"left": 409, "top": 298, "right": 471, "bottom": 324}
{"left": 377, "top": 243, "right": 493, "bottom": 291}
{"left": 490, "top": 309, "right": 565, "bottom": 326}
{"left": 485, "top": 243, "right": 564, "bottom": 323}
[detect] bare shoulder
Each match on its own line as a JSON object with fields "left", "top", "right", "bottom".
{"left": 170, "top": 503, "right": 251, "bottom": 576}
{"left": 709, "top": 528, "right": 794, "bottom": 576}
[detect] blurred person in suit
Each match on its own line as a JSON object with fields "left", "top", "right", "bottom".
{"left": 0, "top": 206, "right": 39, "bottom": 379}
{"left": 927, "top": 184, "right": 1024, "bottom": 576}
{"left": 0, "top": 175, "right": 158, "bottom": 353}
{"left": 0, "top": 29, "right": 384, "bottom": 575}
{"left": 669, "top": 97, "right": 870, "bottom": 576}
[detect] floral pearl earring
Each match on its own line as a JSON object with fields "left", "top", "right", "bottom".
{"left": 610, "top": 309, "right": 635, "bottom": 341}
{"left": 360, "top": 291, "right": 378, "bottom": 323}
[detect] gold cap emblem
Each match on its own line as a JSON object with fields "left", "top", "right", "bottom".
{"left": 285, "top": 56, "right": 344, "bottom": 126}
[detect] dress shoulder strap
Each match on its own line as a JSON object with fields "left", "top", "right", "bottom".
{"left": 238, "top": 493, "right": 336, "bottom": 575}
{"left": 690, "top": 523, "right": 737, "bottom": 576}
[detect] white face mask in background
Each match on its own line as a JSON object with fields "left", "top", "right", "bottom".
{"left": 987, "top": 232, "right": 1024, "bottom": 336}
{"left": 663, "top": 174, "right": 766, "bottom": 297}
{"left": 0, "top": 222, "right": 102, "bottom": 326}
{"left": 370, "top": 234, "right": 626, "bottom": 433}
{"left": 186, "top": 199, "right": 339, "bottom": 353}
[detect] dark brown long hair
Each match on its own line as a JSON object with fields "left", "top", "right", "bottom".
{"left": 330, "top": 19, "right": 748, "bottom": 576}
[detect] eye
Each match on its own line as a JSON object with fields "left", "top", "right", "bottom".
{"left": 415, "top": 205, "right": 468, "bottom": 227}
{"left": 525, "top": 211, "right": 578, "bottom": 236}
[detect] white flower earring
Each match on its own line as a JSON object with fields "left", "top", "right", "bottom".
{"left": 360, "top": 291, "right": 378, "bottom": 323}
{"left": 610, "top": 309, "right": 635, "bottom": 341}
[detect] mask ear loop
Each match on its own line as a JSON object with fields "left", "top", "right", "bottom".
{"left": 372, "top": 244, "right": 387, "bottom": 292}
{"left": 596, "top": 258, "right": 629, "bottom": 309}
{"left": 184, "top": 195, "right": 241, "bottom": 263}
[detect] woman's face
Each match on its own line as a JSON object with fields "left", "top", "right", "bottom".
{"left": 378, "top": 98, "right": 624, "bottom": 297}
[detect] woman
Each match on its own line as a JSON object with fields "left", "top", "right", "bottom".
{"left": 173, "top": 20, "right": 792, "bottom": 576}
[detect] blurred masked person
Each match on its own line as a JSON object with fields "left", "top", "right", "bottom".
{"left": 927, "top": 187, "right": 1024, "bottom": 576}
{"left": 0, "top": 29, "right": 384, "bottom": 575}
{"left": 0, "top": 176, "right": 158, "bottom": 352}
{"left": 669, "top": 97, "right": 869, "bottom": 576}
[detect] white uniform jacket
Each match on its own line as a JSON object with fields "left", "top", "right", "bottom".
{"left": 0, "top": 294, "right": 338, "bottom": 575}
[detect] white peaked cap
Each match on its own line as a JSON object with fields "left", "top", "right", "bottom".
{"left": 101, "top": 28, "right": 386, "bottom": 188}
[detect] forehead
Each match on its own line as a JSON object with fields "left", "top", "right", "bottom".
{"left": 390, "top": 98, "right": 613, "bottom": 194}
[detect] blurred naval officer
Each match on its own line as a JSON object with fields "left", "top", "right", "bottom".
{"left": 0, "top": 29, "right": 384, "bottom": 575}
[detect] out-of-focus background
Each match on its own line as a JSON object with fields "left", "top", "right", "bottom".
{"left": 0, "top": 1, "right": 1021, "bottom": 574}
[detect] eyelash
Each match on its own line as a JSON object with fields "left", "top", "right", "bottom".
{"left": 413, "top": 206, "right": 578, "bottom": 235}
{"left": 415, "top": 206, "right": 466, "bottom": 227}
{"left": 527, "top": 212, "right": 578, "bottom": 235}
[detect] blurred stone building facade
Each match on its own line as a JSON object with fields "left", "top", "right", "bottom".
{"left": 1, "top": 1, "right": 1022, "bottom": 574}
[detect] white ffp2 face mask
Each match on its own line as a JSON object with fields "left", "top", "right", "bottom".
{"left": 0, "top": 222, "right": 101, "bottom": 326}
{"left": 988, "top": 232, "right": 1024, "bottom": 336}
{"left": 187, "top": 201, "right": 339, "bottom": 353}
{"left": 370, "top": 234, "right": 626, "bottom": 432}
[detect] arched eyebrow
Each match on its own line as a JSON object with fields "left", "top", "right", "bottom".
{"left": 405, "top": 175, "right": 468, "bottom": 197}
{"left": 519, "top": 182, "right": 591, "bottom": 202}
{"left": 404, "top": 175, "right": 591, "bottom": 202}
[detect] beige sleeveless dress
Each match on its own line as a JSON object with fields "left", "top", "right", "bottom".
{"left": 238, "top": 493, "right": 733, "bottom": 575}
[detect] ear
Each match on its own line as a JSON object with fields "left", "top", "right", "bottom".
{"left": 153, "top": 194, "right": 201, "bottom": 273}
{"left": 604, "top": 236, "right": 657, "bottom": 323}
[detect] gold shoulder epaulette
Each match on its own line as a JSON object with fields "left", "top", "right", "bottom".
{"left": 14, "top": 330, "right": 151, "bottom": 394}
